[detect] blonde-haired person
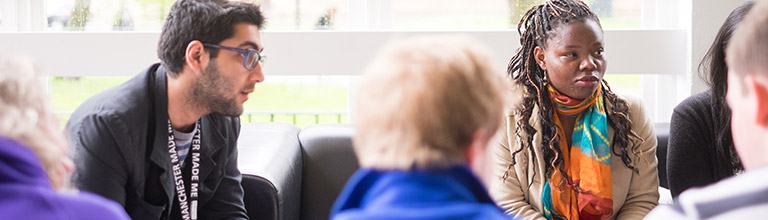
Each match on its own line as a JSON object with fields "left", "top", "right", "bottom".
{"left": 0, "top": 57, "right": 129, "bottom": 220}
{"left": 330, "top": 35, "right": 517, "bottom": 220}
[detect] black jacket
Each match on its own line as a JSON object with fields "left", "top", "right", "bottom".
{"left": 66, "top": 63, "right": 248, "bottom": 220}
{"left": 667, "top": 90, "right": 740, "bottom": 197}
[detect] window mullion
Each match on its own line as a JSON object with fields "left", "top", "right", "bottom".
{"left": 349, "top": 0, "right": 392, "bottom": 30}
{"left": 30, "top": 0, "right": 47, "bottom": 31}
{"left": 1, "top": 0, "right": 18, "bottom": 31}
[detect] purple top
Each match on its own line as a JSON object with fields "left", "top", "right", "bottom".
{"left": 0, "top": 136, "right": 129, "bottom": 220}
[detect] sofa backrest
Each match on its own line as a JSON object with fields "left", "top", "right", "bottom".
{"left": 298, "top": 124, "right": 357, "bottom": 220}
{"left": 239, "top": 122, "right": 671, "bottom": 220}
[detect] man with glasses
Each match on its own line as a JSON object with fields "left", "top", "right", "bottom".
{"left": 66, "top": 0, "right": 264, "bottom": 219}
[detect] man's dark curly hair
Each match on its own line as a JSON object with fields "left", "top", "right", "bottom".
{"left": 158, "top": 0, "right": 265, "bottom": 76}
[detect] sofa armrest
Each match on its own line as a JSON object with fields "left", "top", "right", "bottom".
{"left": 298, "top": 124, "right": 357, "bottom": 220}
{"left": 242, "top": 174, "right": 279, "bottom": 220}
{"left": 238, "top": 122, "right": 303, "bottom": 220}
{"left": 655, "top": 122, "right": 670, "bottom": 189}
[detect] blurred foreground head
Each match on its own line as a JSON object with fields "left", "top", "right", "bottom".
{"left": 726, "top": 0, "right": 768, "bottom": 170}
{"left": 354, "top": 35, "right": 516, "bottom": 170}
{"left": 0, "top": 57, "right": 73, "bottom": 190}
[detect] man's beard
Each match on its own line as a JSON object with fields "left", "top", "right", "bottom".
{"left": 190, "top": 61, "right": 244, "bottom": 116}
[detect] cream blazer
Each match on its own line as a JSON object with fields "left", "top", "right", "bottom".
{"left": 489, "top": 95, "right": 659, "bottom": 220}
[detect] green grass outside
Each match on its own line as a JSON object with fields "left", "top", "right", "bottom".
{"left": 49, "top": 74, "right": 641, "bottom": 129}
{"left": 50, "top": 76, "right": 350, "bottom": 128}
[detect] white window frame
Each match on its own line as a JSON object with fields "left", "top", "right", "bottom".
{"left": 0, "top": 30, "right": 686, "bottom": 77}
{"left": 0, "top": 0, "right": 46, "bottom": 32}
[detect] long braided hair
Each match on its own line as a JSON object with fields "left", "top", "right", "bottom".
{"left": 504, "top": 0, "right": 641, "bottom": 186}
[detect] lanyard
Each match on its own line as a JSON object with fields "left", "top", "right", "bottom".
{"left": 167, "top": 119, "right": 201, "bottom": 220}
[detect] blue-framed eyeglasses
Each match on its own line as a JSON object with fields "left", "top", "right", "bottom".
{"left": 203, "top": 43, "right": 266, "bottom": 70}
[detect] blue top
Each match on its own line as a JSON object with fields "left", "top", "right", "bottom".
{"left": 0, "top": 136, "right": 129, "bottom": 220}
{"left": 331, "top": 165, "right": 514, "bottom": 220}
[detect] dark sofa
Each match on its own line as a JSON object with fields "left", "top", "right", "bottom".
{"left": 238, "top": 122, "right": 671, "bottom": 220}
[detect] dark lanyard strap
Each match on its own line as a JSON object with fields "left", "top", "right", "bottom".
{"left": 168, "top": 119, "right": 201, "bottom": 220}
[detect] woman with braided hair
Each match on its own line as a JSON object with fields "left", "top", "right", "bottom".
{"left": 489, "top": 0, "right": 659, "bottom": 219}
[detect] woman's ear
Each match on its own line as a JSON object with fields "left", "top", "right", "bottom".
{"left": 184, "top": 40, "right": 207, "bottom": 73}
{"left": 534, "top": 46, "right": 547, "bottom": 71}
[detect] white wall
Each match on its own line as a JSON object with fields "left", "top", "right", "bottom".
{"left": 691, "top": 0, "right": 750, "bottom": 94}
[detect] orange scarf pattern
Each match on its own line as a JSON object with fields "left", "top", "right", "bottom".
{"left": 542, "top": 85, "right": 613, "bottom": 220}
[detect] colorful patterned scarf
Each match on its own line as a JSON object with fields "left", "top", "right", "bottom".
{"left": 541, "top": 85, "right": 613, "bottom": 220}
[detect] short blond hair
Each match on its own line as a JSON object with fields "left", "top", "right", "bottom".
{"left": 727, "top": 0, "right": 768, "bottom": 75}
{"left": 354, "top": 35, "right": 511, "bottom": 170}
{"left": 0, "top": 57, "right": 71, "bottom": 189}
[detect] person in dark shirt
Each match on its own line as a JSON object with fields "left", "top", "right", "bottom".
{"left": 648, "top": 0, "right": 768, "bottom": 218}
{"left": 666, "top": 1, "right": 754, "bottom": 197}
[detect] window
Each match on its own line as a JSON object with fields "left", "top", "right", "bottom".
{"left": 262, "top": 0, "right": 349, "bottom": 30}
{"left": 45, "top": 0, "right": 171, "bottom": 31}
{"left": 2, "top": 0, "right": 697, "bottom": 125}
{"left": 50, "top": 76, "right": 130, "bottom": 125}
{"left": 392, "top": 0, "right": 510, "bottom": 30}
{"left": 391, "top": 0, "right": 644, "bottom": 30}
{"left": 238, "top": 76, "right": 350, "bottom": 127}
{"left": 41, "top": 0, "right": 352, "bottom": 127}
{"left": 44, "top": 0, "right": 351, "bottom": 31}
{"left": 49, "top": 76, "right": 350, "bottom": 128}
